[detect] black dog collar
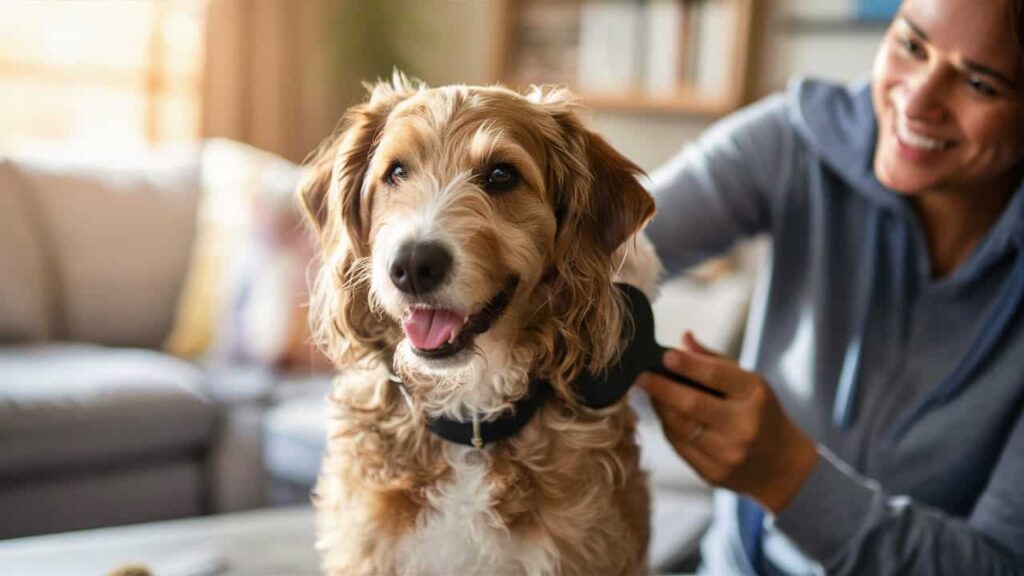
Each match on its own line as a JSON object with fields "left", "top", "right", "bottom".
{"left": 389, "top": 368, "right": 635, "bottom": 449}
{"left": 391, "top": 374, "right": 552, "bottom": 448}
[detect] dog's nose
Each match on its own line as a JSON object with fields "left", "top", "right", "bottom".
{"left": 389, "top": 241, "right": 452, "bottom": 295}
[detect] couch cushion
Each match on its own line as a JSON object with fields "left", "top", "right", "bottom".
{"left": 0, "top": 159, "right": 52, "bottom": 342}
{"left": 261, "top": 377, "right": 332, "bottom": 486}
{"left": 12, "top": 146, "right": 202, "bottom": 348}
{"left": 0, "top": 459, "right": 206, "bottom": 540}
{"left": 0, "top": 344, "right": 216, "bottom": 478}
{"left": 165, "top": 139, "right": 317, "bottom": 370}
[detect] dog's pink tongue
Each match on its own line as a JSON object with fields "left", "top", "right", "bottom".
{"left": 402, "top": 309, "right": 463, "bottom": 350}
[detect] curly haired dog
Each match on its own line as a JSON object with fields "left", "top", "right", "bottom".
{"left": 299, "top": 74, "right": 662, "bottom": 576}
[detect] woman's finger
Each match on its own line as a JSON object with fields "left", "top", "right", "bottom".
{"left": 675, "top": 439, "right": 728, "bottom": 484}
{"left": 646, "top": 394, "right": 687, "bottom": 435}
{"left": 680, "top": 331, "right": 721, "bottom": 358}
{"left": 637, "top": 372, "right": 730, "bottom": 423}
{"left": 662, "top": 349, "right": 755, "bottom": 398}
{"left": 647, "top": 399, "right": 725, "bottom": 477}
{"left": 649, "top": 400, "right": 738, "bottom": 463}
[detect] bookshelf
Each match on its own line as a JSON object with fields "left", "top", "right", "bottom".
{"left": 493, "top": 0, "right": 757, "bottom": 116}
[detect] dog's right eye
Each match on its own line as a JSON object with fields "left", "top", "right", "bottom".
{"left": 484, "top": 163, "right": 519, "bottom": 194}
{"left": 386, "top": 162, "right": 408, "bottom": 186}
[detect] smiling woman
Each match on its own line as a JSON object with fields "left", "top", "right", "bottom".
{"left": 640, "top": 0, "right": 1024, "bottom": 574}
{"left": 871, "top": 0, "right": 1024, "bottom": 275}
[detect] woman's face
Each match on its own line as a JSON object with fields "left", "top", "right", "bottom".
{"left": 872, "top": 0, "right": 1024, "bottom": 196}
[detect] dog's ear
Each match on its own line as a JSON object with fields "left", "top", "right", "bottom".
{"left": 299, "top": 73, "right": 422, "bottom": 256}
{"left": 299, "top": 73, "right": 422, "bottom": 365}
{"left": 530, "top": 87, "right": 656, "bottom": 391}
{"left": 576, "top": 130, "right": 656, "bottom": 254}
{"left": 296, "top": 135, "right": 337, "bottom": 237}
{"left": 533, "top": 87, "right": 655, "bottom": 255}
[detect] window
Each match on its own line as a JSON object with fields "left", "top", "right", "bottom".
{"left": 0, "top": 0, "right": 206, "bottom": 151}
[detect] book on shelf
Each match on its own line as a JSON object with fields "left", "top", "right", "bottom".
{"left": 693, "top": 0, "right": 737, "bottom": 98}
{"left": 511, "top": 1, "right": 580, "bottom": 86}
{"left": 643, "top": 0, "right": 688, "bottom": 95}
{"left": 507, "top": 0, "right": 742, "bottom": 107}
{"left": 577, "top": 0, "right": 644, "bottom": 94}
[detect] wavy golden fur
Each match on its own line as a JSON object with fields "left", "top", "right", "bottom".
{"left": 300, "top": 73, "right": 659, "bottom": 575}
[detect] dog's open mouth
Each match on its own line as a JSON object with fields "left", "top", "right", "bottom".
{"left": 401, "top": 277, "right": 519, "bottom": 359}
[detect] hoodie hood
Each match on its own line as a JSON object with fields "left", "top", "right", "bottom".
{"left": 785, "top": 78, "right": 1024, "bottom": 431}
{"left": 787, "top": 77, "right": 904, "bottom": 211}
{"left": 787, "top": 76, "right": 1024, "bottom": 276}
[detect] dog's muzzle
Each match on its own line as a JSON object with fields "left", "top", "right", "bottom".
{"left": 401, "top": 277, "right": 519, "bottom": 359}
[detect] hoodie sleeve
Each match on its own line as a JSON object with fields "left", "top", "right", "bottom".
{"left": 774, "top": 411, "right": 1024, "bottom": 575}
{"left": 645, "top": 92, "right": 801, "bottom": 276}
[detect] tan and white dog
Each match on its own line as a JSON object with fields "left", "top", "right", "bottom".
{"left": 299, "top": 74, "right": 662, "bottom": 576}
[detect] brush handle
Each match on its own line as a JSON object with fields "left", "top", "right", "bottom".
{"left": 570, "top": 284, "right": 725, "bottom": 409}
{"left": 615, "top": 282, "right": 724, "bottom": 398}
{"left": 646, "top": 344, "right": 724, "bottom": 398}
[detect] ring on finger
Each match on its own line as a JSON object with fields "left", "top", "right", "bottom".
{"left": 685, "top": 422, "right": 705, "bottom": 444}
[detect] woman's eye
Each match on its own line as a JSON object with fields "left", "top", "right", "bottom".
{"left": 898, "top": 36, "right": 925, "bottom": 59}
{"left": 387, "top": 162, "right": 407, "bottom": 186}
{"left": 966, "top": 77, "right": 998, "bottom": 98}
{"left": 484, "top": 163, "right": 519, "bottom": 193}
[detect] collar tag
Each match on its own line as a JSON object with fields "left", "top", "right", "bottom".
{"left": 390, "top": 373, "right": 415, "bottom": 411}
{"left": 471, "top": 414, "right": 483, "bottom": 449}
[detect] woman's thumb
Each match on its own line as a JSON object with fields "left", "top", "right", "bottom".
{"left": 681, "top": 331, "right": 721, "bottom": 358}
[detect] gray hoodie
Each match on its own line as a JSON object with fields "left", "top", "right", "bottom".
{"left": 646, "top": 78, "right": 1024, "bottom": 575}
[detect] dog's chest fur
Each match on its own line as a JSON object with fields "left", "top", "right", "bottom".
{"left": 392, "top": 446, "right": 553, "bottom": 576}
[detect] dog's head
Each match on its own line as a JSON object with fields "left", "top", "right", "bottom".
{"left": 300, "top": 75, "right": 655, "bottom": 416}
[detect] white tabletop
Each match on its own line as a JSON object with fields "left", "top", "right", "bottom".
{"left": 0, "top": 505, "right": 318, "bottom": 576}
{"left": 0, "top": 493, "right": 708, "bottom": 576}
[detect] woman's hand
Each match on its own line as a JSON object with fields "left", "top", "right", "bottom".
{"left": 636, "top": 332, "right": 819, "bottom": 513}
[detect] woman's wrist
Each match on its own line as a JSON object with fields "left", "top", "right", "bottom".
{"left": 753, "top": 430, "right": 819, "bottom": 514}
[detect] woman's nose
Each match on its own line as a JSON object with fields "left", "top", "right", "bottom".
{"left": 902, "top": 68, "right": 948, "bottom": 124}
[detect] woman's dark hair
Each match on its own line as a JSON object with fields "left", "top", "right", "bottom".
{"left": 1014, "top": 0, "right": 1024, "bottom": 56}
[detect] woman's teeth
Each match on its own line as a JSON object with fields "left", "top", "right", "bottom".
{"left": 896, "top": 116, "right": 950, "bottom": 151}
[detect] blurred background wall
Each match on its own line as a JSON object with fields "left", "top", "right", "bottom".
{"left": 0, "top": 0, "right": 888, "bottom": 171}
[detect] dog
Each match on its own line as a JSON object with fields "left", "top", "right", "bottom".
{"left": 299, "top": 74, "right": 662, "bottom": 576}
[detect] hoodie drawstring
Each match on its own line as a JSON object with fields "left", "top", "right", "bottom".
{"left": 833, "top": 208, "right": 883, "bottom": 428}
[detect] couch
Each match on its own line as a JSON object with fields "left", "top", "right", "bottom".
{"left": 0, "top": 140, "right": 756, "bottom": 571}
{"left": 0, "top": 142, "right": 314, "bottom": 539}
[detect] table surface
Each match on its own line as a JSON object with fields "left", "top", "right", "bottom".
{"left": 0, "top": 497, "right": 706, "bottom": 576}
{"left": 0, "top": 505, "right": 319, "bottom": 576}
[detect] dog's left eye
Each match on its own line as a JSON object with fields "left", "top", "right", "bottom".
{"left": 484, "top": 163, "right": 518, "bottom": 193}
{"left": 386, "top": 162, "right": 408, "bottom": 186}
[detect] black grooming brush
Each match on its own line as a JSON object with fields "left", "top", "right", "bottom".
{"left": 572, "top": 283, "right": 725, "bottom": 409}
